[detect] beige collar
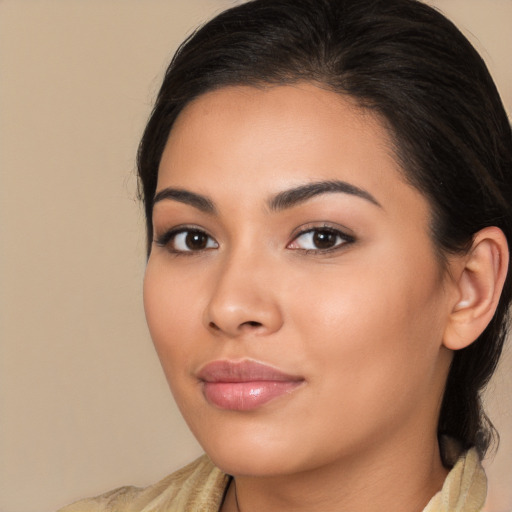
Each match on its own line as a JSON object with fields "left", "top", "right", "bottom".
{"left": 423, "top": 448, "right": 487, "bottom": 512}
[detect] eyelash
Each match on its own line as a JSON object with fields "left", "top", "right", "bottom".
{"left": 154, "top": 224, "right": 355, "bottom": 255}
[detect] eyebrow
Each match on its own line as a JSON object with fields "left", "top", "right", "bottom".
{"left": 268, "top": 180, "right": 381, "bottom": 211}
{"left": 152, "top": 179, "right": 381, "bottom": 215}
{"left": 153, "top": 188, "right": 216, "bottom": 214}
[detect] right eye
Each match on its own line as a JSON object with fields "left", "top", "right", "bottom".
{"left": 155, "top": 228, "right": 218, "bottom": 254}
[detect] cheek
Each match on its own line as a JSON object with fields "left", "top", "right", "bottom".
{"left": 143, "top": 260, "right": 201, "bottom": 375}
{"left": 289, "top": 250, "right": 446, "bottom": 400}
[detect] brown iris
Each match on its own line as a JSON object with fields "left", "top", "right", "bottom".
{"left": 185, "top": 231, "right": 209, "bottom": 250}
{"left": 312, "top": 230, "right": 338, "bottom": 249}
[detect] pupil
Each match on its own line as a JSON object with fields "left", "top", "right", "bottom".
{"left": 313, "top": 230, "right": 336, "bottom": 249}
{"left": 186, "top": 231, "right": 207, "bottom": 250}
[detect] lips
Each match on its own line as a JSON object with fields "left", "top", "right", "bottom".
{"left": 197, "top": 360, "right": 304, "bottom": 411}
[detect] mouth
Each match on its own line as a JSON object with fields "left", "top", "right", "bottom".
{"left": 197, "top": 360, "right": 305, "bottom": 411}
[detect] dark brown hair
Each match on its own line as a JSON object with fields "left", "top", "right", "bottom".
{"left": 137, "top": 0, "right": 512, "bottom": 457}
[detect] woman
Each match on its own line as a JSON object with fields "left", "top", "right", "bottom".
{"left": 60, "top": 0, "right": 511, "bottom": 510}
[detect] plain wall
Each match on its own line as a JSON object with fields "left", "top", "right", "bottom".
{"left": 0, "top": 1, "right": 510, "bottom": 511}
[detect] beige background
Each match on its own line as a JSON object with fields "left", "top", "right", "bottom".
{"left": 0, "top": 1, "right": 510, "bottom": 511}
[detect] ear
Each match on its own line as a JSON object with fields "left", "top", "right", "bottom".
{"left": 443, "top": 227, "right": 509, "bottom": 351}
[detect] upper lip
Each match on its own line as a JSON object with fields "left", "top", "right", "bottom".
{"left": 197, "top": 359, "right": 304, "bottom": 383}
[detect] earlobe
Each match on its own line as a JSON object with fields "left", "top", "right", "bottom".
{"left": 443, "top": 227, "right": 509, "bottom": 351}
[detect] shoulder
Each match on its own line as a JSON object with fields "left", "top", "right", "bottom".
{"left": 57, "top": 455, "right": 230, "bottom": 512}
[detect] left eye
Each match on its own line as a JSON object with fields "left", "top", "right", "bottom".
{"left": 287, "top": 228, "right": 350, "bottom": 251}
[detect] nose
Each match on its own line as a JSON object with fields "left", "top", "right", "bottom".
{"left": 203, "top": 252, "right": 284, "bottom": 338}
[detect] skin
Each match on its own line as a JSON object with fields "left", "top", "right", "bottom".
{"left": 144, "top": 83, "right": 461, "bottom": 511}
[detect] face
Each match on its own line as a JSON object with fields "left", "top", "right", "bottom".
{"left": 144, "top": 84, "right": 455, "bottom": 477}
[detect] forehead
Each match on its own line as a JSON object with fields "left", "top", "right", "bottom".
{"left": 169, "top": 83, "right": 392, "bottom": 157}
{"left": 157, "top": 83, "right": 428, "bottom": 221}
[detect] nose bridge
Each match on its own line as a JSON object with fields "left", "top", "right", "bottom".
{"left": 204, "top": 243, "right": 283, "bottom": 337}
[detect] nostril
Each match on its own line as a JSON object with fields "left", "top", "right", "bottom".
{"left": 208, "top": 320, "right": 261, "bottom": 332}
{"left": 244, "top": 321, "right": 263, "bottom": 328}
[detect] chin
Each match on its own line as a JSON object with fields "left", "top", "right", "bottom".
{"left": 207, "top": 444, "right": 301, "bottom": 477}
{"left": 188, "top": 417, "right": 308, "bottom": 477}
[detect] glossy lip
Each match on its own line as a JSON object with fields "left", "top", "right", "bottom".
{"left": 197, "top": 360, "right": 305, "bottom": 411}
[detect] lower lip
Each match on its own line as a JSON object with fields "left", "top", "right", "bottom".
{"left": 202, "top": 381, "right": 302, "bottom": 411}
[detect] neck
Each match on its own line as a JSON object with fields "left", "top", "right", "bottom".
{"left": 222, "top": 432, "right": 448, "bottom": 512}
